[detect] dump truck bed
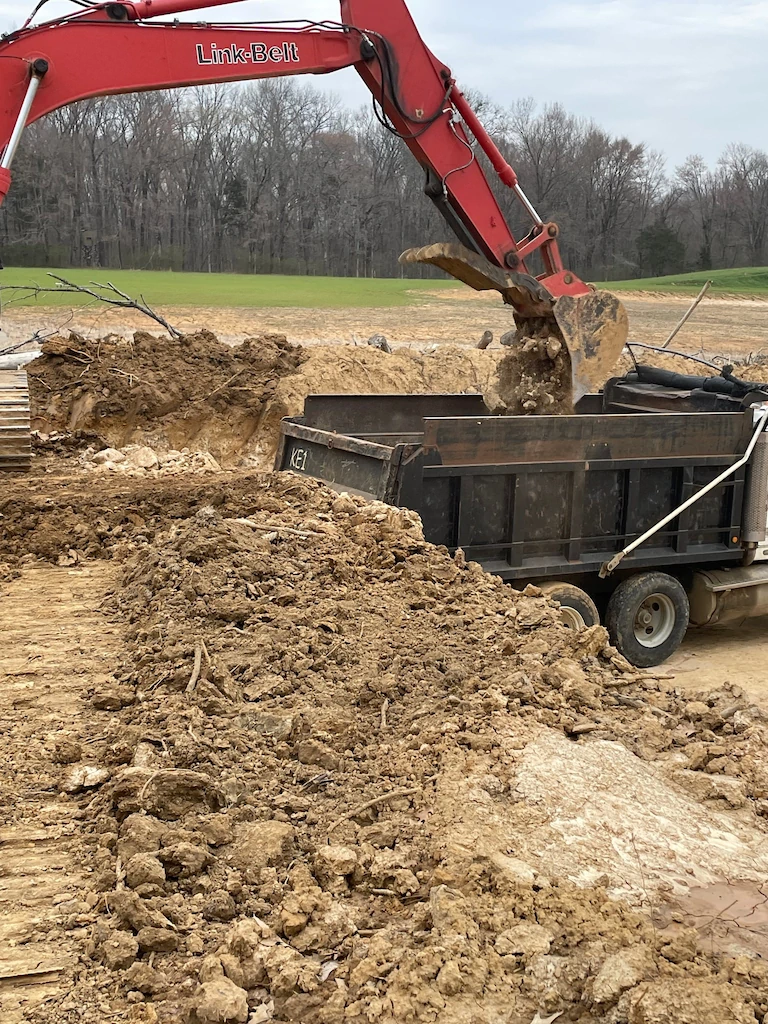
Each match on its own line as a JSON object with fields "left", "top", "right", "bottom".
{"left": 276, "top": 394, "right": 752, "bottom": 584}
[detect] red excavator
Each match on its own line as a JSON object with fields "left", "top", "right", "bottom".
{"left": 0, "top": 0, "right": 628, "bottom": 468}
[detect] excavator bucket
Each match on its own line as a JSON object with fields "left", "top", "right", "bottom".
{"left": 551, "top": 291, "right": 629, "bottom": 401}
{"left": 401, "top": 243, "right": 628, "bottom": 402}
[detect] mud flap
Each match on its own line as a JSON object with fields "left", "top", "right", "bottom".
{"left": 400, "top": 242, "right": 629, "bottom": 400}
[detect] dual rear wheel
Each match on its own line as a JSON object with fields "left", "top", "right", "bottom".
{"left": 539, "top": 572, "right": 690, "bottom": 668}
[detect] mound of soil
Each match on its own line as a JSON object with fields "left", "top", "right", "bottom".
{"left": 13, "top": 472, "right": 768, "bottom": 1024}
{"left": 25, "top": 331, "right": 501, "bottom": 471}
{"left": 27, "top": 330, "right": 307, "bottom": 467}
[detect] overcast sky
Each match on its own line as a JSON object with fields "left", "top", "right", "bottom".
{"left": 1, "top": 0, "right": 765, "bottom": 170}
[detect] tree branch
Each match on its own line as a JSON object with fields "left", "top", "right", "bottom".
{"left": 0, "top": 274, "right": 181, "bottom": 338}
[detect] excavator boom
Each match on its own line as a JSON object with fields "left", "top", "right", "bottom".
{"left": 0, "top": 0, "right": 627, "bottom": 446}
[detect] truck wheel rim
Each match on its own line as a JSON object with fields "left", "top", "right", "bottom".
{"left": 560, "top": 606, "right": 587, "bottom": 630}
{"left": 633, "top": 593, "right": 676, "bottom": 648}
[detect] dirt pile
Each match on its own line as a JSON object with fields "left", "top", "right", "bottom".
{"left": 14, "top": 473, "right": 768, "bottom": 1024}
{"left": 24, "top": 331, "right": 501, "bottom": 471}
{"left": 26, "top": 329, "right": 306, "bottom": 467}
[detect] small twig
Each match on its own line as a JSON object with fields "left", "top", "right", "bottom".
{"left": 138, "top": 771, "right": 161, "bottom": 806}
{"left": 205, "top": 368, "right": 245, "bottom": 400}
{"left": 227, "top": 517, "right": 321, "bottom": 538}
{"left": 380, "top": 698, "right": 389, "bottom": 731}
{"left": 185, "top": 644, "right": 203, "bottom": 694}
{"left": 328, "top": 787, "right": 419, "bottom": 834}
{"left": 109, "top": 367, "right": 145, "bottom": 386}
{"left": 350, "top": 356, "right": 377, "bottom": 388}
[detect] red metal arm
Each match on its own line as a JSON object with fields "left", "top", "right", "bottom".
{"left": 0, "top": 0, "right": 588, "bottom": 299}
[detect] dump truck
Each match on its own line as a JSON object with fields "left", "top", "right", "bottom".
{"left": 277, "top": 372, "right": 768, "bottom": 667}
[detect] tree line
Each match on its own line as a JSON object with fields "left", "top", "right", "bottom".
{"left": 0, "top": 79, "right": 765, "bottom": 280}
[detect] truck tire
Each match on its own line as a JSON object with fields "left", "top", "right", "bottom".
{"left": 606, "top": 572, "right": 689, "bottom": 667}
{"left": 539, "top": 582, "right": 600, "bottom": 631}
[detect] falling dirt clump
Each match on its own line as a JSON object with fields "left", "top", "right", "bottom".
{"left": 488, "top": 322, "right": 574, "bottom": 414}
{"left": 27, "top": 329, "right": 307, "bottom": 465}
{"left": 15, "top": 471, "right": 768, "bottom": 1024}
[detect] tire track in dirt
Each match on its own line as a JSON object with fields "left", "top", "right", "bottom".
{"left": 0, "top": 565, "right": 119, "bottom": 1022}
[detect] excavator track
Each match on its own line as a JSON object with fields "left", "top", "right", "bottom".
{"left": 0, "top": 370, "right": 31, "bottom": 472}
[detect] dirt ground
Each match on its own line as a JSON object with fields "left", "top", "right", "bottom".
{"left": 4, "top": 291, "right": 768, "bottom": 356}
{"left": 4, "top": 297, "right": 768, "bottom": 1023}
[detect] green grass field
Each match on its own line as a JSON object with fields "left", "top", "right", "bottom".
{"left": 2, "top": 265, "right": 768, "bottom": 307}
{"left": 599, "top": 267, "right": 768, "bottom": 296}
{"left": 0, "top": 267, "right": 457, "bottom": 308}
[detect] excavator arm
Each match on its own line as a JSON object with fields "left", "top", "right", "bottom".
{"left": 0, "top": 0, "right": 628, "bottom": 395}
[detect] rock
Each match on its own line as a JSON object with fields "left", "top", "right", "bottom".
{"left": 117, "top": 814, "right": 165, "bottom": 862}
{"left": 366, "top": 334, "right": 392, "bottom": 354}
{"left": 240, "top": 711, "right": 294, "bottom": 744}
{"left": 203, "top": 891, "right": 237, "bottom": 922}
{"left": 91, "top": 687, "right": 133, "bottom": 711}
{"left": 52, "top": 737, "right": 83, "bottom": 764}
{"left": 228, "top": 821, "right": 295, "bottom": 882}
{"left": 110, "top": 890, "right": 173, "bottom": 933}
{"left": 60, "top": 764, "right": 110, "bottom": 793}
{"left": 592, "top": 944, "right": 655, "bottom": 1004}
{"left": 296, "top": 739, "right": 338, "bottom": 771}
{"left": 199, "top": 815, "right": 234, "bottom": 847}
{"left": 110, "top": 767, "right": 225, "bottom": 820}
{"left": 670, "top": 769, "right": 747, "bottom": 808}
{"left": 191, "top": 978, "right": 249, "bottom": 1024}
{"left": 359, "top": 822, "right": 398, "bottom": 848}
{"left": 125, "top": 853, "right": 166, "bottom": 889}
{"left": 159, "top": 841, "right": 210, "bottom": 878}
{"left": 315, "top": 845, "right": 357, "bottom": 879}
{"left": 495, "top": 922, "right": 552, "bottom": 960}
{"left": 101, "top": 930, "right": 139, "bottom": 970}
{"left": 122, "top": 962, "right": 169, "bottom": 996}
{"left": 545, "top": 336, "right": 562, "bottom": 360}
{"left": 685, "top": 701, "right": 710, "bottom": 721}
{"left": 126, "top": 446, "right": 159, "bottom": 470}
{"left": 136, "top": 927, "right": 178, "bottom": 953}
{"left": 628, "top": 978, "right": 754, "bottom": 1023}
{"left": 93, "top": 447, "right": 126, "bottom": 465}
{"left": 436, "top": 960, "right": 463, "bottom": 996}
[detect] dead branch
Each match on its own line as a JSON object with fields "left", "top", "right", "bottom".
{"left": 0, "top": 274, "right": 181, "bottom": 337}
{"left": 328, "top": 787, "right": 419, "bottom": 834}
{"left": 185, "top": 644, "right": 203, "bottom": 694}
{"left": 0, "top": 311, "right": 77, "bottom": 358}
